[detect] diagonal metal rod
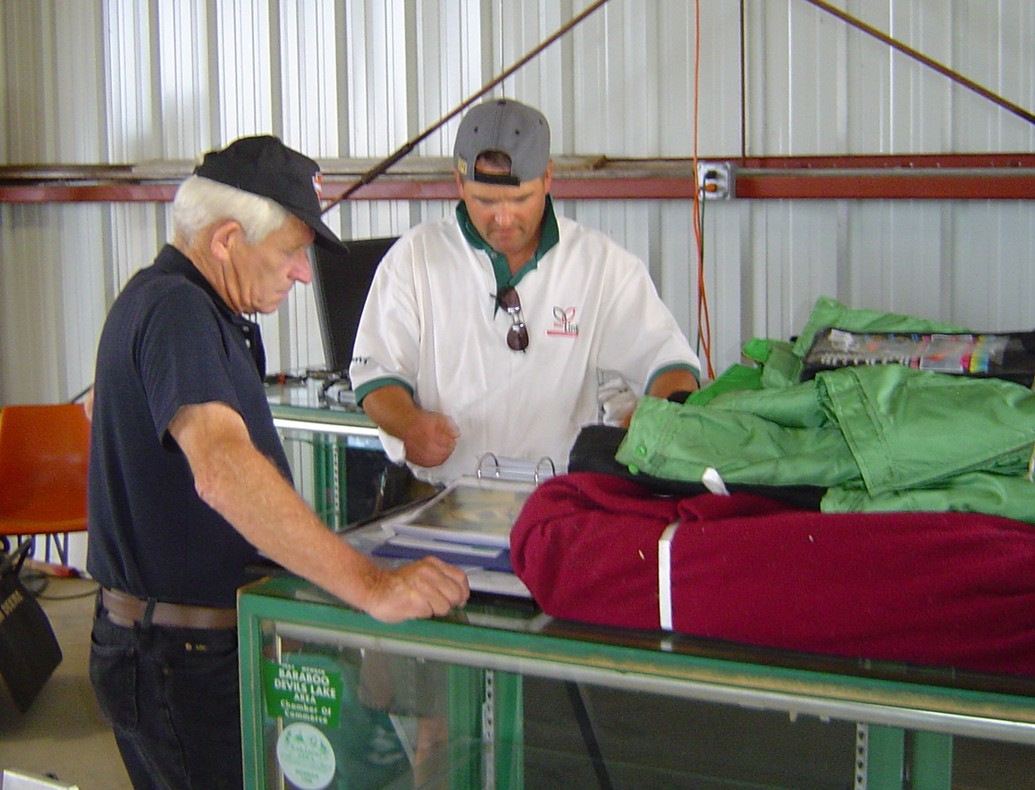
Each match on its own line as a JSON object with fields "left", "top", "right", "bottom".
{"left": 321, "top": 0, "right": 612, "bottom": 215}
{"left": 801, "top": 0, "right": 1035, "bottom": 127}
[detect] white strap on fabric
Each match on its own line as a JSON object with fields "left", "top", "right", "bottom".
{"left": 702, "top": 466, "right": 730, "bottom": 495}
{"left": 658, "top": 521, "right": 681, "bottom": 631}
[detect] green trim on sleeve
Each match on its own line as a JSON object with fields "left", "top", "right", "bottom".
{"left": 646, "top": 363, "right": 701, "bottom": 394}
{"left": 353, "top": 376, "right": 414, "bottom": 407}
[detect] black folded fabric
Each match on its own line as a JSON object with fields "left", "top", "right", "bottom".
{"left": 568, "top": 424, "right": 825, "bottom": 510}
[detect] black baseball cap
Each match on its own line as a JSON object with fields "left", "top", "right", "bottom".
{"left": 193, "top": 135, "right": 344, "bottom": 249}
{"left": 454, "top": 99, "right": 550, "bottom": 186}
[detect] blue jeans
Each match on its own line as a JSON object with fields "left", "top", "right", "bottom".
{"left": 89, "top": 599, "right": 243, "bottom": 790}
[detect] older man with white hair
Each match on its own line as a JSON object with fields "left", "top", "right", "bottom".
{"left": 87, "top": 136, "right": 469, "bottom": 790}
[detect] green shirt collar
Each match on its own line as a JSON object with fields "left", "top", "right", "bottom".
{"left": 456, "top": 195, "right": 560, "bottom": 289}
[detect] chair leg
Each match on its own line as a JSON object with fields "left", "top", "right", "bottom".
{"left": 0, "top": 536, "right": 69, "bottom": 571}
{"left": 2, "top": 534, "right": 71, "bottom": 566}
{"left": 6, "top": 535, "right": 34, "bottom": 562}
{"left": 52, "top": 534, "right": 69, "bottom": 566}
{"left": 37, "top": 534, "right": 70, "bottom": 566}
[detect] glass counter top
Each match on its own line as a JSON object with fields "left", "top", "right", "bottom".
{"left": 239, "top": 573, "right": 1035, "bottom": 745}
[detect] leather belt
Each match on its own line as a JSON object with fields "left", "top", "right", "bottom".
{"left": 101, "top": 588, "right": 237, "bottom": 630}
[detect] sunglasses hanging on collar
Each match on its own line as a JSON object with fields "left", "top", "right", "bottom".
{"left": 495, "top": 286, "right": 529, "bottom": 352}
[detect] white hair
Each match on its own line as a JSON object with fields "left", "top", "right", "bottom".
{"left": 171, "top": 175, "right": 290, "bottom": 245}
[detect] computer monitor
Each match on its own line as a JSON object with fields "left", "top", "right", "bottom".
{"left": 311, "top": 236, "right": 398, "bottom": 377}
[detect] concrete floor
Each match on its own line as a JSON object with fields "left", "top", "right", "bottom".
{"left": 3, "top": 572, "right": 1035, "bottom": 790}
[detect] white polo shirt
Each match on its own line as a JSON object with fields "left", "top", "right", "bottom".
{"left": 350, "top": 202, "right": 700, "bottom": 484}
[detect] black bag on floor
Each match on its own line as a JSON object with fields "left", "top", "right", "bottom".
{"left": 0, "top": 539, "right": 63, "bottom": 712}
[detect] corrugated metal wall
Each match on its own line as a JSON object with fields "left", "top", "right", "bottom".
{"left": 2, "top": 0, "right": 1034, "bottom": 407}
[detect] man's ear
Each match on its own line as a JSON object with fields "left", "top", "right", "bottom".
{"left": 454, "top": 171, "right": 465, "bottom": 198}
{"left": 210, "top": 220, "right": 243, "bottom": 263}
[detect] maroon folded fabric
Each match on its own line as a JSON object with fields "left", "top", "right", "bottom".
{"left": 511, "top": 472, "right": 1035, "bottom": 678}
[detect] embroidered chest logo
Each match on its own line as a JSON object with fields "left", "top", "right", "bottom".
{"left": 547, "top": 306, "right": 579, "bottom": 337}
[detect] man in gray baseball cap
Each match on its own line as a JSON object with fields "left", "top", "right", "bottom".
{"left": 351, "top": 97, "right": 700, "bottom": 485}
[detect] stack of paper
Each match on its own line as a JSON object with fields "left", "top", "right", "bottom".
{"left": 372, "top": 476, "right": 533, "bottom": 576}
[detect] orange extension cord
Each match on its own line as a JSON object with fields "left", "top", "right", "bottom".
{"left": 691, "top": 0, "right": 716, "bottom": 381}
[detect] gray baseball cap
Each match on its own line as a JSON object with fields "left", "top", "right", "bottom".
{"left": 454, "top": 99, "right": 550, "bottom": 186}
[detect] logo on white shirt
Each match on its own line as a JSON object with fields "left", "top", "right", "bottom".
{"left": 547, "top": 306, "right": 579, "bottom": 337}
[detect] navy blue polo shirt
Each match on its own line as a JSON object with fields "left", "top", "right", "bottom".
{"left": 87, "top": 244, "right": 291, "bottom": 608}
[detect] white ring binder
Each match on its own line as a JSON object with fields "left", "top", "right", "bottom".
{"left": 476, "top": 453, "right": 501, "bottom": 479}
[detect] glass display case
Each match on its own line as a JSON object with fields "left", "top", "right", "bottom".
{"left": 239, "top": 573, "right": 1035, "bottom": 790}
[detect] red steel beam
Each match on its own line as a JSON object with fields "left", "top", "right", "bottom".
{"left": 0, "top": 184, "right": 180, "bottom": 203}
{"left": 736, "top": 173, "right": 1035, "bottom": 200}
{"left": 2, "top": 155, "right": 1034, "bottom": 202}
{"left": 738, "top": 153, "right": 1035, "bottom": 169}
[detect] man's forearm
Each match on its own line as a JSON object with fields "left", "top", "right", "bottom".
{"left": 362, "top": 385, "right": 460, "bottom": 469}
{"left": 199, "top": 430, "right": 385, "bottom": 609}
{"left": 360, "top": 384, "right": 420, "bottom": 441}
{"left": 171, "top": 402, "right": 383, "bottom": 610}
{"left": 192, "top": 431, "right": 468, "bottom": 623}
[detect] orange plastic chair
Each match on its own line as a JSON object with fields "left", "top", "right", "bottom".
{"left": 0, "top": 403, "right": 90, "bottom": 566}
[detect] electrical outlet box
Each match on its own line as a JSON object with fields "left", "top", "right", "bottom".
{"left": 696, "top": 161, "right": 734, "bottom": 200}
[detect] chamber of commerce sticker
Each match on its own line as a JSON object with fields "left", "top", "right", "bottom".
{"left": 277, "top": 721, "right": 335, "bottom": 790}
{"left": 262, "top": 656, "right": 343, "bottom": 728}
